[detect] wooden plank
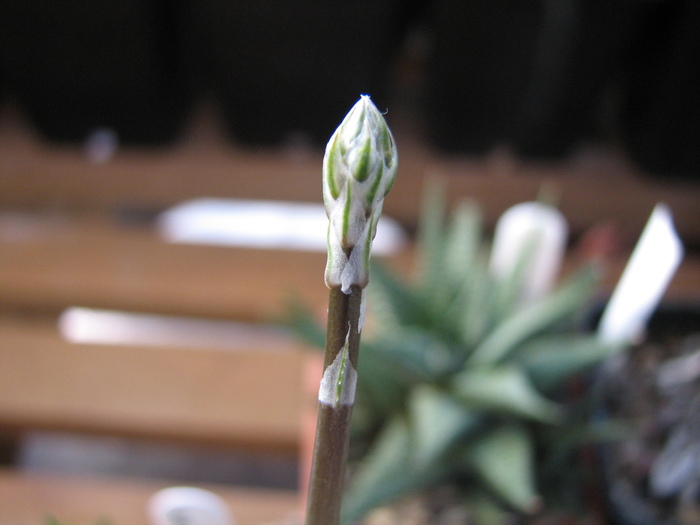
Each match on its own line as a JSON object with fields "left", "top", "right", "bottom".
{"left": 0, "top": 215, "right": 333, "bottom": 320}
{"left": 0, "top": 469, "right": 300, "bottom": 525}
{"left": 0, "top": 320, "right": 306, "bottom": 452}
{"left": 566, "top": 253, "right": 700, "bottom": 303}
{"left": 0, "top": 212, "right": 698, "bottom": 329}
{"left": 0, "top": 108, "right": 698, "bottom": 244}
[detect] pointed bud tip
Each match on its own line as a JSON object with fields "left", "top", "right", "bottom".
{"left": 323, "top": 95, "right": 398, "bottom": 290}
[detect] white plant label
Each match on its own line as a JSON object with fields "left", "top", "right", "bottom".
{"left": 598, "top": 203, "right": 684, "bottom": 345}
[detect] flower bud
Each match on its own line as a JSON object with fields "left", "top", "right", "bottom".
{"left": 323, "top": 96, "right": 398, "bottom": 292}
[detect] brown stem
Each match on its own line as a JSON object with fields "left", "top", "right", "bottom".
{"left": 305, "top": 285, "right": 363, "bottom": 525}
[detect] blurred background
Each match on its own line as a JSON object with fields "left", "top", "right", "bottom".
{"left": 0, "top": 0, "right": 698, "bottom": 523}
{"left": 0, "top": 0, "right": 699, "bottom": 171}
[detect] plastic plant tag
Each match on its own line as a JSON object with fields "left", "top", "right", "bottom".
{"left": 158, "top": 198, "right": 405, "bottom": 254}
{"left": 148, "top": 486, "right": 234, "bottom": 525}
{"left": 598, "top": 203, "right": 684, "bottom": 345}
{"left": 490, "top": 202, "right": 568, "bottom": 306}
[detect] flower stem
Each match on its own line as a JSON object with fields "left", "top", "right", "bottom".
{"left": 306, "top": 95, "right": 396, "bottom": 524}
{"left": 305, "top": 285, "right": 363, "bottom": 525}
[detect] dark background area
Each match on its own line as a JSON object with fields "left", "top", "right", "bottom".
{"left": 0, "top": 0, "right": 698, "bottom": 178}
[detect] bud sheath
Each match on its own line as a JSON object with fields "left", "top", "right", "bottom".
{"left": 323, "top": 96, "right": 398, "bottom": 292}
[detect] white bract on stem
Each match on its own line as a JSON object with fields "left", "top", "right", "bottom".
{"left": 323, "top": 95, "right": 398, "bottom": 293}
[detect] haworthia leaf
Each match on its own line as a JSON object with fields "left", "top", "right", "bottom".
{"left": 368, "top": 263, "right": 428, "bottom": 329}
{"left": 463, "top": 424, "right": 541, "bottom": 513}
{"left": 468, "top": 267, "right": 598, "bottom": 366}
{"left": 444, "top": 201, "right": 482, "bottom": 284}
{"left": 452, "top": 365, "right": 562, "bottom": 423}
{"left": 341, "top": 416, "right": 443, "bottom": 524}
{"left": 415, "top": 180, "right": 448, "bottom": 302}
{"left": 409, "top": 385, "right": 479, "bottom": 467}
{"left": 515, "top": 335, "right": 619, "bottom": 392}
{"left": 361, "top": 328, "right": 455, "bottom": 384}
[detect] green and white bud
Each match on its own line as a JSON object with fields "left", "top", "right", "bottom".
{"left": 323, "top": 95, "right": 398, "bottom": 292}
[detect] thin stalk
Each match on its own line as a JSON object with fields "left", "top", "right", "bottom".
{"left": 305, "top": 285, "right": 363, "bottom": 525}
{"left": 306, "top": 95, "right": 396, "bottom": 524}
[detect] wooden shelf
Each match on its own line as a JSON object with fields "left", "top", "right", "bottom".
{"left": 0, "top": 214, "right": 331, "bottom": 321}
{"left": 1, "top": 102, "right": 698, "bottom": 246}
{"left": 0, "top": 318, "right": 305, "bottom": 453}
{"left": 0, "top": 102, "right": 697, "bottom": 484}
{"left": 0, "top": 468, "right": 300, "bottom": 525}
{"left": 0, "top": 213, "right": 697, "bottom": 327}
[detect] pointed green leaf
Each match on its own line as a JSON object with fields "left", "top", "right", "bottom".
{"left": 515, "top": 335, "right": 620, "bottom": 392}
{"left": 468, "top": 267, "right": 598, "bottom": 366}
{"left": 464, "top": 424, "right": 541, "bottom": 513}
{"left": 362, "top": 328, "right": 456, "bottom": 383}
{"left": 452, "top": 365, "right": 562, "bottom": 423}
{"left": 444, "top": 201, "right": 482, "bottom": 284}
{"left": 368, "top": 262, "right": 428, "bottom": 329}
{"left": 356, "top": 329, "right": 457, "bottom": 418}
{"left": 341, "top": 416, "right": 443, "bottom": 524}
{"left": 490, "top": 232, "right": 539, "bottom": 320}
{"left": 458, "top": 255, "right": 497, "bottom": 347}
{"left": 356, "top": 344, "right": 413, "bottom": 417}
{"left": 409, "top": 385, "right": 479, "bottom": 467}
{"left": 415, "top": 180, "right": 453, "bottom": 310}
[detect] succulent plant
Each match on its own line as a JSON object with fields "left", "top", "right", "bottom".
{"left": 291, "top": 184, "right": 624, "bottom": 523}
